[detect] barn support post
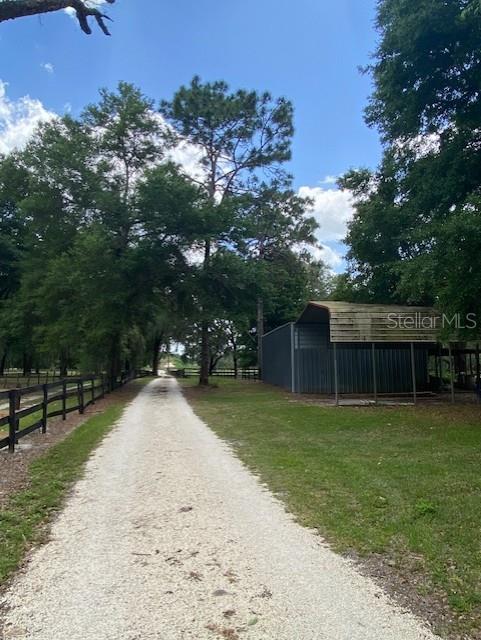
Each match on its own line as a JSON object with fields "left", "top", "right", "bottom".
{"left": 371, "top": 343, "right": 378, "bottom": 405}
{"left": 290, "top": 323, "right": 296, "bottom": 393}
{"left": 448, "top": 343, "right": 455, "bottom": 403}
{"left": 333, "top": 342, "right": 339, "bottom": 406}
{"left": 257, "top": 298, "right": 264, "bottom": 380}
{"left": 410, "top": 342, "right": 417, "bottom": 405}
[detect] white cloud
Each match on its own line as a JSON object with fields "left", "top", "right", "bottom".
{"left": 299, "top": 184, "right": 354, "bottom": 242}
{"left": 41, "top": 63, "right": 54, "bottom": 74}
{"left": 319, "top": 174, "right": 338, "bottom": 186}
{"left": 0, "top": 81, "right": 56, "bottom": 155}
{"left": 168, "top": 139, "right": 207, "bottom": 184}
{"left": 309, "top": 242, "right": 345, "bottom": 271}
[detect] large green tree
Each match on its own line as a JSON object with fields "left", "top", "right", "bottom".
{"left": 234, "top": 184, "right": 318, "bottom": 370}
{"left": 0, "top": 83, "right": 201, "bottom": 376}
{"left": 0, "top": 79, "right": 327, "bottom": 380}
{"left": 161, "top": 77, "right": 295, "bottom": 384}
{"left": 342, "top": 0, "right": 481, "bottom": 337}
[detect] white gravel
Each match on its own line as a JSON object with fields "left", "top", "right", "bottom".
{"left": 1, "top": 377, "right": 439, "bottom": 640}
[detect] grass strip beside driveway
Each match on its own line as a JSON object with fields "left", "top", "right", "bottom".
{"left": 181, "top": 378, "right": 481, "bottom": 639}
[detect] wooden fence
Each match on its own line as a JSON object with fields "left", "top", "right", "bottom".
{"left": 168, "top": 367, "right": 259, "bottom": 380}
{"left": 0, "top": 370, "right": 80, "bottom": 390}
{"left": 0, "top": 370, "right": 151, "bottom": 453}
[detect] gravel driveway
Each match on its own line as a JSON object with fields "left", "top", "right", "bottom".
{"left": 1, "top": 377, "right": 438, "bottom": 640}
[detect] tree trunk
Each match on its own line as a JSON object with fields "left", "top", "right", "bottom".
{"left": 0, "top": 350, "right": 7, "bottom": 376}
{"left": 59, "top": 349, "right": 68, "bottom": 378}
{"left": 199, "top": 321, "right": 210, "bottom": 385}
{"left": 257, "top": 297, "right": 264, "bottom": 378}
{"left": 199, "top": 239, "right": 211, "bottom": 386}
{"left": 208, "top": 354, "right": 222, "bottom": 376}
{"left": 233, "top": 347, "right": 238, "bottom": 379}
{"left": 208, "top": 355, "right": 215, "bottom": 376}
{"left": 22, "top": 352, "right": 32, "bottom": 377}
{"left": 108, "top": 334, "right": 122, "bottom": 387}
{"left": 152, "top": 332, "right": 163, "bottom": 375}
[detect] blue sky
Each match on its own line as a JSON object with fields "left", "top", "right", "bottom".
{"left": 0, "top": 0, "right": 381, "bottom": 269}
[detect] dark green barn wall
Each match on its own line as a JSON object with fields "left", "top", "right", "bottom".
{"left": 262, "top": 323, "right": 294, "bottom": 391}
{"left": 294, "top": 323, "right": 429, "bottom": 394}
{"left": 262, "top": 321, "right": 430, "bottom": 395}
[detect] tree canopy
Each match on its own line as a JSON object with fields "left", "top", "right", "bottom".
{"left": 160, "top": 77, "right": 316, "bottom": 383}
{"left": 340, "top": 0, "right": 481, "bottom": 338}
{"left": 0, "top": 80, "right": 329, "bottom": 379}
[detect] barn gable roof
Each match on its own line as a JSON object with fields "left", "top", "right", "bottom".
{"left": 297, "top": 301, "right": 441, "bottom": 343}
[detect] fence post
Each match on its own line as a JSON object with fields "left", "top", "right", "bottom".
{"left": 8, "top": 390, "right": 17, "bottom": 453}
{"left": 78, "top": 379, "right": 84, "bottom": 415}
{"left": 42, "top": 384, "right": 48, "bottom": 433}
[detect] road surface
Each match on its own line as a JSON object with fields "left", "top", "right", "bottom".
{"left": 1, "top": 378, "right": 438, "bottom": 640}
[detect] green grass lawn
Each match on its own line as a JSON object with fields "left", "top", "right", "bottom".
{"left": 182, "top": 378, "right": 481, "bottom": 637}
{"left": 0, "top": 378, "right": 151, "bottom": 584}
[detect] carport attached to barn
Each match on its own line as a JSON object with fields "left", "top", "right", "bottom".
{"left": 262, "top": 301, "right": 440, "bottom": 402}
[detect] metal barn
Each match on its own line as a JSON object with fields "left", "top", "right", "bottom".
{"left": 262, "top": 301, "right": 440, "bottom": 402}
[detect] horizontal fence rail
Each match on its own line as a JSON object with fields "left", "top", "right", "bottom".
{"left": 167, "top": 367, "right": 259, "bottom": 380}
{"left": 0, "top": 369, "right": 151, "bottom": 454}
{"left": 0, "top": 371, "right": 82, "bottom": 390}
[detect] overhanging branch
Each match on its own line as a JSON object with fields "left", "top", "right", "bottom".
{"left": 0, "top": 0, "right": 116, "bottom": 35}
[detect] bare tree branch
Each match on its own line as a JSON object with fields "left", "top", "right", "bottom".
{"left": 0, "top": 0, "right": 115, "bottom": 35}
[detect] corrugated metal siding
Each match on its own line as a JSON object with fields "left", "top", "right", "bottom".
{"left": 294, "top": 325, "right": 429, "bottom": 394}
{"left": 262, "top": 323, "right": 293, "bottom": 390}
{"left": 374, "top": 345, "right": 427, "bottom": 393}
{"left": 336, "top": 345, "right": 372, "bottom": 393}
{"left": 294, "top": 323, "right": 331, "bottom": 393}
{"left": 262, "top": 320, "right": 431, "bottom": 395}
